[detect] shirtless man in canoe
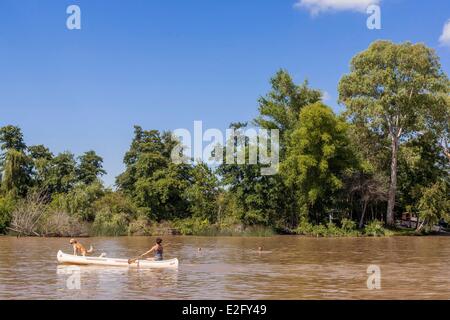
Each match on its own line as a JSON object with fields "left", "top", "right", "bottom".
{"left": 70, "top": 239, "right": 94, "bottom": 256}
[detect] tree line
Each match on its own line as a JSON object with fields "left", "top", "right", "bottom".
{"left": 1, "top": 40, "right": 449, "bottom": 237}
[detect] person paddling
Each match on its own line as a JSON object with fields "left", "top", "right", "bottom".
{"left": 130, "top": 238, "right": 164, "bottom": 263}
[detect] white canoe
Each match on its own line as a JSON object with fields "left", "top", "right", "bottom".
{"left": 57, "top": 250, "right": 178, "bottom": 269}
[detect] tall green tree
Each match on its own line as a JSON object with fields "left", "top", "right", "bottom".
{"left": 436, "top": 96, "right": 450, "bottom": 162}
{"left": 248, "top": 70, "right": 324, "bottom": 227}
{"left": 254, "top": 69, "right": 322, "bottom": 157}
{"left": 282, "top": 102, "right": 356, "bottom": 224}
{"left": 245, "top": 70, "right": 324, "bottom": 228}
{"left": 339, "top": 41, "right": 449, "bottom": 225}
{"left": 45, "top": 152, "right": 77, "bottom": 194}
{"left": 217, "top": 123, "right": 294, "bottom": 227}
{"left": 184, "top": 163, "right": 219, "bottom": 222}
{"left": 0, "top": 149, "right": 32, "bottom": 196}
{"left": 28, "top": 145, "right": 53, "bottom": 160}
{"left": 117, "top": 126, "right": 191, "bottom": 220}
{"left": 28, "top": 145, "right": 53, "bottom": 190}
{"left": 0, "top": 126, "right": 31, "bottom": 196}
{"left": 77, "top": 151, "right": 106, "bottom": 185}
{"left": 397, "top": 132, "right": 449, "bottom": 215}
{"left": 0, "top": 125, "right": 26, "bottom": 152}
{"left": 117, "top": 126, "right": 176, "bottom": 193}
{"left": 417, "top": 180, "right": 450, "bottom": 230}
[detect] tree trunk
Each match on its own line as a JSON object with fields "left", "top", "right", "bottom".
{"left": 387, "top": 136, "right": 399, "bottom": 226}
{"left": 359, "top": 201, "right": 368, "bottom": 229}
{"left": 417, "top": 219, "right": 426, "bottom": 232}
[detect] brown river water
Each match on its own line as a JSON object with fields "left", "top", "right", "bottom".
{"left": 0, "top": 236, "right": 449, "bottom": 300}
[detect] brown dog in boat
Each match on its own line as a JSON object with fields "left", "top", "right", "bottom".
{"left": 70, "top": 239, "right": 94, "bottom": 256}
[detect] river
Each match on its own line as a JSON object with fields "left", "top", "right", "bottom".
{"left": 0, "top": 236, "right": 449, "bottom": 299}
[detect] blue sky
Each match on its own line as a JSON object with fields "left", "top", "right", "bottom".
{"left": 1, "top": 0, "right": 449, "bottom": 186}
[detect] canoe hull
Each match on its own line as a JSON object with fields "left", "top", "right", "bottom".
{"left": 57, "top": 251, "right": 178, "bottom": 269}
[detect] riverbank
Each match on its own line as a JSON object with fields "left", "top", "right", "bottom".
{"left": 2, "top": 193, "right": 447, "bottom": 238}
{"left": 3, "top": 219, "right": 448, "bottom": 238}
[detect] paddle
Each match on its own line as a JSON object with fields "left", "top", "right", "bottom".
{"left": 128, "top": 243, "right": 171, "bottom": 264}
{"left": 128, "top": 255, "right": 143, "bottom": 265}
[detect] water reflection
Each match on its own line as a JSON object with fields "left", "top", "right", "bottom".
{"left": 55, "top": 265, "right": 179, "bottom": 299}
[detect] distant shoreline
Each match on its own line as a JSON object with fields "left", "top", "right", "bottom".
{"left": 2, "top": 230, "right": 449, "bottom": 239}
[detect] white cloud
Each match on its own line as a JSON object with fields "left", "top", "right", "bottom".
{"left": 439, "top": 20, "right": 450, "bottom": 47}
{"left": 295, "top": 0, "right": 381, "bottom": 16}
{"left": 322, "top": 91, "right": 331, "bottom": 102}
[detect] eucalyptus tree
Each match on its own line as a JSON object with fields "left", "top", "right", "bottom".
{"left": 339, "top": 41, "right": 449, "bottom": 225}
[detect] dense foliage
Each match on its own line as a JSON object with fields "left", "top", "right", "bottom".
{"left": 1, "top": 41, "right": 448, "bottom": 236}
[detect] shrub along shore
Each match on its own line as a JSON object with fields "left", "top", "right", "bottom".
{"left": 1, "top": 41, "right": 449, "bottom": 238}
{"left": 1, "top": 191, "right": 401, "bottom": 237}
